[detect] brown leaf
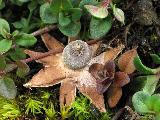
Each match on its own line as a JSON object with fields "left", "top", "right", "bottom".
{"left": 23, "top": 66, "right": 66, "bottom": 87}
{"left": 41, "top": 33, "right": 64, "bottom": 50}
{"left": 107, "top": 86, "right": 122, "bottom": 108}
{"left": 104, "top": 45, "right": 124, "bottom": 63}
{"left": 118, "top": 48, "right": 137, "bottom": 74}
{"left": 78, "top": 85, "right": 106, "bottom": 112}
{"left": 114, "top": 72, "right": 130, "bottom": 87}
{"left": 60, "top": 79, "right": 76, "bottom": 106}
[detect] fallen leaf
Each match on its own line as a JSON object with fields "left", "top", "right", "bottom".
{"left": 114, "top": 72, "right": 130, "bottom": 87}
{"left": 118, "top": 48, "right": 137, "bottom": 74}
{"left": 108, "top": 86, "right": 122, "bottom": 108}
{"left": 0, "top": 77, "right": 17, "bottom": 99}
{"left": 41, "top": 33, "right": 64, "bottom": 50}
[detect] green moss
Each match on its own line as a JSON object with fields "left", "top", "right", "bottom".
{"left": 0, "top": 97, "right": 21, "bottom": 120}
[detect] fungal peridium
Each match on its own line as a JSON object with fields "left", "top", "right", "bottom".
{"left": 62, "top": 40, "right": 92, "bottom": 70}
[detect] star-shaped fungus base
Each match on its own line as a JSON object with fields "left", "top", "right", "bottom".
{"left": 24, "top": 33, "right": 124, "bottom": 112}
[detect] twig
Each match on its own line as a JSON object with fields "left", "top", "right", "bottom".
{"left": 22, "top": 48, "right": 63, "bottom": 63}
{"left": 31, "top": 25, "right": 57, "bottom": 36}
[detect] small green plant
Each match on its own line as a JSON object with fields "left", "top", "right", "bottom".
{"left": 0, "top": 96, "right": 21, "bottom": 119}
{"left": 72, "top": 96, "right": 91, "bottom": 119}
{"left": 40, "top": 0, "right": 125, "bottom": 39}
{"left": 44, "top": 102, "right": 57, "bottom": 120}
{"left": 132, "top": 55, "right": 160, "bottom": 120}
{"left": 25, "top": 97, "right": 43, "bottom": 115}
{"left": 0, "top": 18, "right": 36, "bottom": 99}
{"left": 13, "top": 0, "right": 42, "bottom": 33}
{"left": 59, "top": 105, "right": 73, "bottom": 119}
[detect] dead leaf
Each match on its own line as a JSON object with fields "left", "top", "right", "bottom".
{"left": 108, "top": 86, "right": 122, "bottom": 108}
{"left": 41, "top": 33, "right": 64, "bottom": 50}
{"left": 104, "top": 45, "right": 124, "bottom": 63}
{"left": 118, "top": 48, "right": 137, "bottom": 74}
{"left": 114, "top": 72, "right": 130, "bottom": 87}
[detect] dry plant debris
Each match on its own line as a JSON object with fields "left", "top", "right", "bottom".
{"left": 89, "top": 48, "right": 137, "bottom": 108}
{"left": 23, "top": 33, "right": 124, "bottom": 112}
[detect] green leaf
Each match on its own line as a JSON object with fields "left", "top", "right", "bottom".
{"left": 79, "top": 0, "right": 98, "bottom": 9}
{"left": 0, "top": 55, "right": 6, "bottom": 70}
{"left": 134, "top": 56, "right": 160, "bottom": 74}
{"left": 90, "top": 16, "right": 112, "bottom": 39}
{"left": 85, "top": 5, "right": 108, "bottom": 19}
{"left": 51, "top": 0, "right": 73, "bottom": 12}
{"left": 40, "top": 3, "right": 58, "bottom": 24}
{"left": 0, "top": 0, "right": 5, "bottom": 10}
{"left": 12, "top": 30, "right": 19, "bottom": 37}
{"left": 0, "top": 39, "right": 12, "bottom": 54}
{"left": 132, "top": 91, "right": 150, "bottom": 114}
{"left": 58, "top": 12, "right": 71, "bottom": 27}
{"left": 59, "top": 22, "right": 81, "bottom": 37}
{"left": 28, "top": 0, "right": 37, "bottom": 12}
{"left": 0, "top": 18, "right": 10, "bottom": 37}
{"left": 0, "top": 77, "right": 17, "bottom": 99}
{"left": 15, "top": 33, "right": 37, "bottom": 47}
{"left": 61, "top": 0, "right": 73, "bottom": 11}
{"left": 155, "top": 114, "right": 160, "bottom": 120}
{"left": 145, "top": 94, "right": 160, "bottom": 113}
{"left": 150, "top": 54, "right": 160, "bottom": 64}
{"left": 10, "top": 0, "right": 23, "bottom": 6}
{"left": 68, "top": 8, "right": 82, "bottom": 21}
{"left": 18, "top": 0, "right": 30, "bottom": 2}
{"left": 16, "top": 61, "right": 30, "bottom": 78}
{"left": 12, "top": 21, "right": 23, "bottom": 29}
{"left": 142, "top": 75, "right": 159, "bottom": 95}
{"left": 8, "top": 48, "right": 26, "bottom": 61}
{"left": 113, "top": 7, "right": 125, "bottom": 24}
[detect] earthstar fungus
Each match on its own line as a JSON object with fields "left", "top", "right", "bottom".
{"left": 23, "top": 33, "right": 124, "bottom": 112}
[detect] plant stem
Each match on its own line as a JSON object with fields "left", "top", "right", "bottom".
{"left": 31, "top": 25, "right": 57, "bottom": 36}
